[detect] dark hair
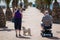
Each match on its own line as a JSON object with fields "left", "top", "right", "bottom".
{"left": 16, "top": 10, "right": 20, "bottom": 13}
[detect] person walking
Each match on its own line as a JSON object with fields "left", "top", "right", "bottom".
{"left": 13, "top": 7, "right": 22, "bottom": 37}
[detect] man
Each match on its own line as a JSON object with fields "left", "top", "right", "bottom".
{"left": 41, "top": 10, "right": 53, "bottom": 29}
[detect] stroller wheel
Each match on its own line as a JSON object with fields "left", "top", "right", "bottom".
{"left": 51, "top": 33, "right": 53, "bottom": 37}
{"left": 41, "top": 33, "right": 45, "bottom": 37}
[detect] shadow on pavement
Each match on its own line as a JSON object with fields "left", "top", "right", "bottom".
{"left": 47, "top": 36, "right": 60, "bottom": 40}
{"left": 53, "top": 22, "right": 60, "bottom": 24}
{"left": 56, "top": 31, "right": 60, "bottom": 33}
{"left": 0, "top": 26, "right": 8, "bottom": 28}
{"left": 0, "top": 28, "right": 14, "bottom": 31}
{"left": 18, "top": 36, "right": 31, "bottom": 39}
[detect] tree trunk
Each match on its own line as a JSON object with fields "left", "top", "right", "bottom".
{"left": 12, "top": 0, "right": 18, "bottom": 12}
{"left": 24, "top": 0, "right": 28, "bottom": 9}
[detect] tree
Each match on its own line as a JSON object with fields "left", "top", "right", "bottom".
{"left": 42, "top": 0, "right": 53, "bottom": 13}
{"left": 35, "top": 0, "right": 53, "bottom": 13}
{"left": 44, "top": 0, "right": 53, "bottom": 9}
{"left": 35, "top": 0, "right": 45, "bottom": 13}
{"left": 0, "top": 0, "right": 6, "bottom": 28}
{"left": 53, "top": 0, "right": 59, "bottom": 7}
{"left": 28, "top": 2, "right": 32, "bottom": 6}
{"left": 35, "top": 0, "right": 42, "bottom": 9}
{"left": 12, "top": 0, "right": 18, "bottom": 12}
{"left": 20, "top": 0, "right": 22, "bottom": 8}
{"left": 52, "top": 0, "right": 60, "bottom": 23}
{"left": 12, "top": 0, "right": 18, "bottom": 8}
{"left": 24, "top": 0, "right": 28, "bottom": 9}
{"left": 5, "top": 0, "right": 12, "bottom": 21}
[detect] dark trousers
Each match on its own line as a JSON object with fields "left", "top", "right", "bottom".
{"left": 14, "top": 18, "right": 22, "bottom": 30}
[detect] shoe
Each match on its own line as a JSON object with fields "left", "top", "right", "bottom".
{"left": 19, "top": 34, "right": 23, "bottom": 38}
{"left": 16, "top": 34, "right": 18, "bottom": 37}
{"left": 19, "top": 34, "right": 22, "bottom": 36}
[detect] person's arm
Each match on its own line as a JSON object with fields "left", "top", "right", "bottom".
{"left": 12, "top": 12, "right": 15, "bottom": 18}
{"left": 19, "top": 10, "right": 23, "bottom": 18}
{"left": 42, "top": 17, "right": 44, "bottom": 22}
{"left": 12, "top": 10, "right": 16, "bottom": 18}
{"left": 13, "top": 9, "right": 18, "bottom": 17}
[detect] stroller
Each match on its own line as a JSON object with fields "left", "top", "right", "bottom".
{"left": 41, "top": 23, "right": 53, "bottom": 37}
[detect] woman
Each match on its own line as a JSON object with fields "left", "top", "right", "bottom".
{"left": 13, "top": 7, "right": 22, "bottom": 37}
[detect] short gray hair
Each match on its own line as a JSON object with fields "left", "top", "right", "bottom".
{"left": 44, "top": 10, "right": 49, "bottom": 14}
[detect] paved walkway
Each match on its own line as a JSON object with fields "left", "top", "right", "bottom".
{"left": 0, "top": 7, "right": 60, "bottom": 40}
